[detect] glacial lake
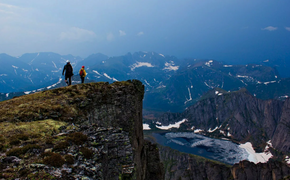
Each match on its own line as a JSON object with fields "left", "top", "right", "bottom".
{"left": 152, "top": 132, "right": 249, "bottom": 165}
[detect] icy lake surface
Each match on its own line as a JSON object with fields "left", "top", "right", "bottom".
{"left": 153, "top": 132, "right": 249, "bottom": 165}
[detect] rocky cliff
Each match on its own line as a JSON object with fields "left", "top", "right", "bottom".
{"left": 0, "top": 80, "right": 164, "bottom": 179}
{"left": 156, "top": 88, "right": 290, "bottom": 153}
{"left": 159, "top": 146, "right": 290, "bottom": 180}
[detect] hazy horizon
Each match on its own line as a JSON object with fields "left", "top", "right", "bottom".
{"left": 0, "top": 0, "right": 289, "bottom": 63}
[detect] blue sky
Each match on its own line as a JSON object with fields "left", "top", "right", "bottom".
{"left": 0, "top": 0, "right": 289, "bottom": 63}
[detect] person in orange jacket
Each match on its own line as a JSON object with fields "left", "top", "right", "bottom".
{"left": 79, "top": 66, "right": 87, "bottom": 83}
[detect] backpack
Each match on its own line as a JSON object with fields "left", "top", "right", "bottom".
{"left": 79, "top": 69, "right": 84, "bottom": 76}
{"left": 66, "top": 64, "right": 73, "bottom": 75}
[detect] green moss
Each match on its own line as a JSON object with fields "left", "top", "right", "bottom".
{"left": 80, "top": 147, "right": 93, "bottom": 159}
{"left": 6, "top": 144, "right": 41, "bottom": 157}
{"left": 64, "top": 154, "right": 74, "bottom": 164}
{"left": 9, "top": 138, "right": 21, "bottom": 146}
{"left": 27, "top": 171, "right": 56, "bottom": 179}
{"left": 67, "top": 132, "right": 87, "bottom": 145}
{"left": 91, "top": 141, "right": 99, "bottom": 146}
{"left": 43, "top": 153, "right": 65, "bottom": 167}
{"left": 0, "top": 81, "right": 136, "bottom": 123}
{"left": 0, "top": 172, "right": 17, "bottom": 180}
{"left": 8, "top": 133, "right": 29, "bottom": 146}
{"left": 0, "top": 120, "right": 68, "bottom": 138}
{"left": 53, "top": 141, "right": 70, "bottom": 152}
{"left": 40, "top": 151, "right": 55, "bottom": 158}
{"left": 45, "top": 137, "right": 54, "bottom": 145}
{"left": 0, "top": 143, "right": 4, "bottom": 151}
{"left": 19, "top": 168, "right": 30, "bottom": 178}
{"left": 0, "top": 135, "right": 5, "bottom": 143}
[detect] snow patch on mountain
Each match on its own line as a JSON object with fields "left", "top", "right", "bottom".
{"left": 159, "top": 53, "right": 165, "bottom": 58}
{"left": 220, "top": 130, "right": 226, "bottom": 136}
{"left": 285, "top": 156, "right": 290, "bottom": 164}
{"left": 208, "top": 126, "right": 218, "bottom": 133}
{"left": 29, "top": 53, "right": 39, "bottom": 65}
{"left": 130, "top": 62, "right": 154, "bottom": 71}
{"left": 194, "top": 129, "right": 204, "bottom": 133}
{"left": 93, "top": 70, "right": 101, "bottom": 76}
{"left": 143, "top": 124, "right": 151, "bottom": 130}
{"left": 263, "top": 81, "right": 276, "bottom": 85}
{"left": 47, "top": 78, "right": 62, "bottom": 89}
{"left": 204, "top": 82, "right": 213, "bottom": 88}
{"left": 236, "top": 75, "right": 249, "bottom": 78}
{"left": 157, "top": 85, "right": 166, "bottom": 89}
{"left": 52, "top": 61, "right": 58, "bottom": 69}
{"left": 0, "top": 74, "right": 7, "bottom": 76}
{"left": 24, "top": 91, "right": 31, "bottom": 95}
{"left": 215, "top": 91, "right": 223, "bottom": 96}
{"left": 184, "top": 88, "right": 192, "bottom": 104}
{"left": 12, "top": 65, "right": 18, "bottom": 75}
{"left": 239, "top": 142, "right": 273, "bottom": 164}
{"left": 205, "top": 60, "right": 213, "bottom": 67}
{"left": 103, "top": 73, "right": 118, "bottom": 81}
{"left": 163, "top": 61, "right": 179, "bottom": 71}
{"left": 223, "top": 65, "right": 233, "bottom": 67}
{"left": 144, "top": 80, "right": 152, "bottom": 87}
{"left": 156, "top": 119, "right": 188, "bottom": 130}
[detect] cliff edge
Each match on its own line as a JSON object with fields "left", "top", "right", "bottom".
{"left": 0, "top": 80, "right": 164, "bottom": 180}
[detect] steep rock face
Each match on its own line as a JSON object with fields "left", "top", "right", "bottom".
{"left": 232, "top": 160, "right": 290, "bottom": 180}
{"left": 272, "top": 98, "right": 290, "bottom": 153}
{"left": 159, "top": 146, "right": 232, "bottom": 180}
{"left": 157, "top": 89, "right": 288, "bottom": 151}
{"left": 0, "top": 80, "right": 164, "bottom": 179}
{"left": 159, "top": 146, "right": 290, "bottom": 180}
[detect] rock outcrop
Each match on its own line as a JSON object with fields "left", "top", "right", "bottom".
{"left": 0, "top": 80, "right": 164, "bottom": 179}
{"left": 159, "top": 146, "right": 290, "bottom": 180}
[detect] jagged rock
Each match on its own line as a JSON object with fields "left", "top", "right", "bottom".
{"left": 1, "top": 156, "right": 21, "bottom": 165}
{"left": 159, "top": 146, "right": 290, "bottom": 180}
{"left": 157, "top": 88, "right": 290, "bottom": 153}
{"left": 0, "top": 80, "right": 164, "bottom": 179}
{"left": 232, "top": 160, "right": 290, "bottom": 180}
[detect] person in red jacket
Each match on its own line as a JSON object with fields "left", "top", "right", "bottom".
{"left": 79, "top": 66, "right": 87, "bottom": 83}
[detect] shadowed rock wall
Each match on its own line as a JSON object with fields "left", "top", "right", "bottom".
{"left": 159, "top": 146, "right": 290, "bottom": 180}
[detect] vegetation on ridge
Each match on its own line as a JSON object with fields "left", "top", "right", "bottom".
{"left": 0, "top": 81, "right": 141, "bottom": 179}
{"left": 0, "top": 81, "right": 134, "bottom": 123}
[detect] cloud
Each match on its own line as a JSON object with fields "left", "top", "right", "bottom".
{"left": 137, "top": 31, "right": 144, "bottom": 36}
{"left": 0, "top": 3, "right": 27, "bottom": 16}
{"left": 107, "top": 32, "right": 114, "bottom": 41}
{"left": 285, "top": 27, "right": 290, "bottom": 31}
{"left": 261, "top": 26, "right": 278, "bottom": 31}
{"left": 60, "top": 27, "right": 96, "bottom": 41}
{"left": 119, "top": 30, "right": 126, "bottom": 36}
{"left": 0, "top": 3, "right": 20, "bottom": 10}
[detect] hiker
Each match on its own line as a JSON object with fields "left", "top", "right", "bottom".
{"left": 62, "top": 60, "right": 73, "bottom": 86}
{"left": 79, "top": 66, "right": 87, "bottom": 83}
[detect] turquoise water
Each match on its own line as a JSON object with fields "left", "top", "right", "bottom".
{"left": 153, "top": 132, "right": 248, "bottom": 165}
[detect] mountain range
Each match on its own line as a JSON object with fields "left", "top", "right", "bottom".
{"left": 1, "top": 51, "right": 290, "bottom": 179}
{"left": 0, "top": 51, "right": 290, "bottom": 113}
